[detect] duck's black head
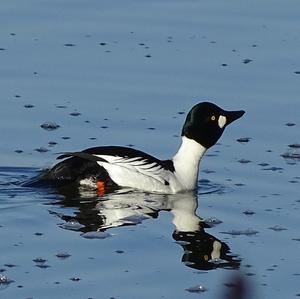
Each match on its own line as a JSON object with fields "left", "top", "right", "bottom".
{"left": 182, "top": 102, "right": 245, "bottom": 148}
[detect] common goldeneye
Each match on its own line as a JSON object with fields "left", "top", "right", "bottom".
{"left": 26, "top": 102, "right": 244, "bottom": 194}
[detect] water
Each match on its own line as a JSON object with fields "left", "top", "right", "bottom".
{"left": 1, "top": 1, "right": 300, "bottom": 298}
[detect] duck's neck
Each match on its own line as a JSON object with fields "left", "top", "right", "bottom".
{"left": 172, "top": 136, "right": 207, "bottom": 190}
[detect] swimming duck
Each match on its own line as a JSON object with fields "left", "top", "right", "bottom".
{"left": 26, "top": 102, "right": 244, "bottom": 194}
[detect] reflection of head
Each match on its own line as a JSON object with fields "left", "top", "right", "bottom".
{"left": 52, "top": 190, "right": 240, "bottom": 270}
{"left": 173, "top": 230, "right": 240, "bottom": 270}
{"left": 169, "top": 193, "right": 240, "bottom": 270}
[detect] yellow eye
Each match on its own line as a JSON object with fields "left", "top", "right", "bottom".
{"left": 211, "top": 115, "right": 216, "bottom": 121}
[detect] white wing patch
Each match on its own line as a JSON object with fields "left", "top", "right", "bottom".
{"left": 95, "top": 154, "right": 169, "bottom": 185}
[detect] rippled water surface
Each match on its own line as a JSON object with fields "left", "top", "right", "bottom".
{"left": 1, "top": 1, "right": 300, "bottom": 298}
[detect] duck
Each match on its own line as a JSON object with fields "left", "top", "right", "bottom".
{"left": 25, "top": 102, "right": 245, "bottom": 194}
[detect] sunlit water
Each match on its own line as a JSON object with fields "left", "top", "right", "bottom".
{"left": 1, "top": 1, "right": 300, "bottom": 298}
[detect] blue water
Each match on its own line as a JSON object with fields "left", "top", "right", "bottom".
{"left": 1, "top": 1, "right": 300, "bottom": 298}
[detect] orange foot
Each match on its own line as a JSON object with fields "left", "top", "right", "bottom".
{"left": 97, "top": 181, "right": 105, "bottom": 196}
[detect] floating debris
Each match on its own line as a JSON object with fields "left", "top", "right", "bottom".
{"left": 221, "top": 229, "right": 259, "bottom": 236}
{"left": 40, "top": 122, "right": 60, "bottom": 131}
{"left": 4, "top": 264, "right": 17, "bottom": 268}
{"left": 238, "top": 159, "right": 251, "bottom": 164}
{"left": 34, "top": 232, "right": 43, "bottom": 236}
{"left": 285, "top": 122, "right": 296, "bottom": 127}
{"left": 70, "top": 112, "right": 81, "bottom": 116}
{"left": 33, "top": 258, "right": 47, "bottom": 264}
{"left": 281, "top": 152, "right": 300, "bottom": 161}
{"left": 237, "top": 137, "right": 251, "bottom": 143}
{"left": 268, "top": 225, "right": 287, "bottom": 232}
{"left": 36, "top": 264, "right": 51, "bottom": 269}
{"left": 243, "top": 209, "right": 255, "bottom": 215}
{"left": 56, "top": 252, "right": 71, "bottom": 259}
{"left": 262, "top": 166, "right": 283, "bottom": 171}
{"left": 185, "top": 285, "right": 207, "bottom": 293}
{"left": 35, "top": 147, "right": 49, "bottom": 153}
{"left": 81, "top": 231, "right": 111, "bottom": 239}
{"left": 258, "top": 162, "right": 269, "bottom": 167}
{"left": 24, "top": 104, "right": 34, "bottom": 108}
{"left": 64, "top": 43, "right": 76, "bottom": 47}
{"left": 243, "top": 58, "right": 252, "bottom": 64}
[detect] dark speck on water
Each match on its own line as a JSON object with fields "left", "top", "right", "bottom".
{"left": 70, "top": 277, "right": 81, "bottom": 282}
{"left": 55, "top": 252, "right": 71, "bottom": 259}
{"left": 24, "top": 104, "right": 34, "bottom": 108}
{"left": 221, "top": 229, "right": 259, "bottom": 236}
{"left": 238, "top": 159, "right": 251, "bottom": 164}
{"left": 237, "top": 137, "right": 251, "bottom": 143}
{"left": 35, "top": 147, "right": 49, "bottom": 153}
{"left": 185, "top": 285, "right": 207, "bottom": 293}
{"left": 40, "top": 122, "right": 60, "bottom": 131}
{"left": 285, "top": 122, "right": 296, "bottom": 127}
{"left": 243, "top": 58, "right": 253, "bottom": 64}
{"left": 33, "top": 258, "right": 47, "bottom": 263}
{"left": 70, "top": 111, "right": 81, "bottom": 116}
{"left": 64, "top": 43, "right": 76, "bottom": 47}
{"left": 243, "top": 209, "right": 255, "bottom": 215}
{"left": 268, "top": 225, "right": 287, "bottom": 232}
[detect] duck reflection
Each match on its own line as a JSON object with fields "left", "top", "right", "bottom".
{"left": 51, "top": 188, "right": 240, "bottom": 270}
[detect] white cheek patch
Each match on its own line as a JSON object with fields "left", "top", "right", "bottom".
{"left": 218, "top": 115, "right": 227, "bottom": 128}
